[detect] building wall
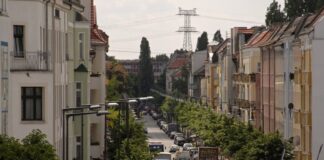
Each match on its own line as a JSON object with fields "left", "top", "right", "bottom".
{"left": 90, "top": 44, "right": 107, "bottom": 159}
{"left": 0, "top": 0, "right": 10, "bottom": 134}
{"left": 312, "top": 18, "right": 324, "bottom": 160}
{"left": 7, "top": 1, "right": 69, "bottom": 156}
{"left": 8, "top": 72, "right": 54, "bottom": 141}
{"left": 274, "top": 46, "right": 284, "bottom": 134}
{"left": 261, "top": 47, "right": 276, "bottom": 133}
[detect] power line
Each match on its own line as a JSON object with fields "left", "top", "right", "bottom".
{"left": 109, "top": 49, "right": 170, "bottom": 54}
{"left": 111, "top": 32, "right": 179, "bottom": 43}
{"left": 199, "top": 15, "right": 263, "bottom": 24}
{"left": 100, "top": 15, "right": 178, "bottom": 29}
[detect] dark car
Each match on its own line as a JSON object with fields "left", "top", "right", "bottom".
{"left": 143, "top": 128, "right": 148, "bottom": 134}
{"left": 174, "top": 136, "right": 185, "bottom": 146}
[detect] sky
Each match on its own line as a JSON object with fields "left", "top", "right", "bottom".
{"left": 95, "top": 0, "right": 285, "bottom": 60}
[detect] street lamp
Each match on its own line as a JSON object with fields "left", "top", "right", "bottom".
{"left": 104, "top": 102, "right": 119, "bottom": 160}
{"left": 63, "top": 105, "right": 109, "bottom": 160}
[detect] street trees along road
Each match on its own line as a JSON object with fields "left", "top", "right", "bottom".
{"left": 161, "top": 99, "right": 294, "bottom": 160}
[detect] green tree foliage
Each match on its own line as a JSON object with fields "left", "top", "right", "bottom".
{"left": 284, "top": 0, "right": 324, "bottom": 20}
{"left": 155, "top": 54, "right": 169, "bottom": 62}
{"left": 213, "top": 30, "right": 224, "bottom": 43}
{"left": 163, "top": 99, "right": 294, "bottom": 160}
{"left": 107, "top": 109, "right": 153, "bottom": 160}
{"left": 284, "top": 0, "right": 305, "bottom": 20}
{"left": 317, "top": 0, "right": 324, "bottom": 9}
{"left": 0, "top": 134, "right": 23, "bottom": 160}
{"left": 0, "top": 129, "right": 58, "bottom": 160}
{"left": 196, "top": 32, "right": 209, "bottom": 51}
{"left": 22, "top": 130, "right": 58, "bottom": 160}
{"left": 138, "top": 37, "right": 154, "bottom": 96}
{"left": 156, "top": 69, "right": 166, "bottom": 91}
{"left": 265, "top": 0, "right": 286, "bottom": 26}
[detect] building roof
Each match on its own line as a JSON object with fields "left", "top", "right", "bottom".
{"left": 91, "top": 0, "right": 108, "bottom": 46}
{"left": 167, "top": 58, "right": 188, "bottom": 69}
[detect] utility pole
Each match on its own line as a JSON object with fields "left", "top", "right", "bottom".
{"left": 177, "top": 8, "right": 198, "bottom": 51}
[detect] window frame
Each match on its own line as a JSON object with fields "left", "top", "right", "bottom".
{"left": 13, "top": 25, "right": 25, "bottom": 57}
{"left": 21, "top": 87, "right": 43, "bottom": 121}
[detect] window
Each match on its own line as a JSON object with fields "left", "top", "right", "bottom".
{"left": 76, "top": 82, "right": 81, "bottom": 107}
{"left": 13, "top": 25, "right": 24, "bottom": 57}
{"left": 0, "top": 0, "right": 6, "bottom": 12}
{"left": 79, "top": 33, "right": 84, "bottom": 60}
{"left": 21, "top": 87, "right": 43, "bottom": 121}
{"left": 54, "top": 9, "right": 60, "bottom": 18}
{"left": 76, "top": 136, "right": 81, "bottom": 160}
{"left": 257, "top": 62, "right": 261, "bottom": 72}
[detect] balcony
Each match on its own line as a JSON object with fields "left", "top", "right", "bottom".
{"left": 11, "top": 52, "right": 50, "bottom": 71}
{"left": 234, "top": 98, "right": 256, "bottom": 109}
{"left": 232, "top": 73, "right": 256, "bottom": 83}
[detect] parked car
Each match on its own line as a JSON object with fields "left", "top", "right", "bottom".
{"left": 174, "top": 136, "right": 185, "bottom": 146}
{"left": 166, "top": 123, "right": 179, "bottom": 136}
{"left": 183, "top": 143, "right": 193, "bottom": 151}
{"left": 174, "top": 133, "right": 184, "bottom": 140}
{"left": 162, "top": 124, "right": 168, "bottom": 132}
{"left": 159, "top": 121, "right": 166, "bottom": 128}
{"left": 169, "top": 145, "right": 180, "bottom": 153}
{"left": 169, "top": 131, "right": 177, "bottom": 139}
{"left": 143, "top": 128, "right": 148, "bottom": 134}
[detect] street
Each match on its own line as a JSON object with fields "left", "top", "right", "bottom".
{"left": 142, "top": 115, "right": 176, "bottom": 159}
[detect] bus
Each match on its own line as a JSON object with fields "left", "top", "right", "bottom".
{"left": 148, "top": 142, "right": 165, "bottom": 152}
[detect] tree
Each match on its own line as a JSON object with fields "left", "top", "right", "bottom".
{"left": 0, "top": 130, "right": 58, "bottom": 160}
{"left": 107, "top": 109, "right": 154, "bottom": 160}
{"left": 155, "top": 54, "right": 169, "bottom": 62}
{"left": 284, "top": 0, "right": 304, "bottom": 20}
{"left": 213, "top": 30, "right": 224, "bottom": 43}
{"left": 266, "top": 0, "right": 286, "bottom": 26}
{"left": 156, "top": 69, "right": 166, "bottom": 90}
{"left": 22, "top": 129, "right": 58, "bottom": 160}
{"left": 0, "top": 134, "right": 23, "bottom": 160}
{"left": 316, "top": 0, "right": 324, "bottom": 10}
{"left": 196, "top": 32, "right": 209, "bottom": 51}
{"left": 138, "top": 37, "right": 154, "bottom": 96}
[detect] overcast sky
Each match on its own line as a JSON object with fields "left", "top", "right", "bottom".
{"left": 95, "top": 0, "right": 285, "bottom": 60}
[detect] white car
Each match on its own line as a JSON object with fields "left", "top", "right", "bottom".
{"left": 183, "top": 143, "right": 193, "bottom": 151}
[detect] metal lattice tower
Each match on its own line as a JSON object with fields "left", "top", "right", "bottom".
{"left": 177, "top": 8, "right": 198, "bottom": 51}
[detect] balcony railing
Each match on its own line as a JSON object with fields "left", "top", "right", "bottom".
{"left": 234, "top": 98, "right": 256, "bottom": 109}
{"left": 11, "top": 51, "right": 50, "bottom": 71}
{"left": 232, "top": 73, "right": 256, "bottom": 83}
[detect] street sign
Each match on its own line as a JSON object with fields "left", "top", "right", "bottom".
{"left": 198, "top": 147, "right": 219, "bottom": 160}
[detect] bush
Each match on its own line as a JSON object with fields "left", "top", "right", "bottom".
{"left": 0, "top": 129, "right": 58, "bottom": 160}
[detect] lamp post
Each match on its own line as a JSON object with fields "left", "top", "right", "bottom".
{"left": 104, "top": 102, "right": 119, "bottom": 160}
{"left": 63, "top": 105, "right": 109, "bottom": 160}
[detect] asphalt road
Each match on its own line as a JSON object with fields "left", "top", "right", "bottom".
{"left": 142, "top": 114, "right": 176, "bottom": 158}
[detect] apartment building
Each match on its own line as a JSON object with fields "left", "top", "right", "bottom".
{"left": 0, "top": 0, "right": 10, "bottom": 135}
{"left": 89, "top": 0, "right": 109, "bottom": 158}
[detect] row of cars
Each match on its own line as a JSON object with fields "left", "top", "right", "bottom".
{"left": 151, "top": 112, "right": 198, "bottom": 159}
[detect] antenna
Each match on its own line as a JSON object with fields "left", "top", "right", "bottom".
{"left": 177, "top": 8, "right": 198, "bottom": 51}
